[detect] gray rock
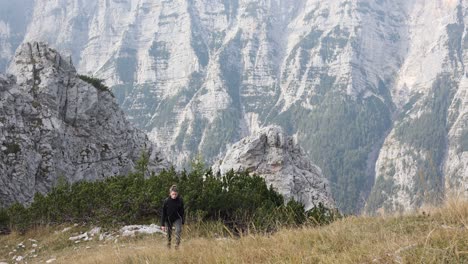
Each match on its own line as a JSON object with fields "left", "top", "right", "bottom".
{"left": 213, "top": 126, "right": 334, "bottom": 211}
{"left": 0, "top": 42, "right": 170, "bottom": 207}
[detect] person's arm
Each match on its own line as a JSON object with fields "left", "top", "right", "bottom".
{"left": 160, "top": 198, "right": 167, "bottom": 227}
{"left": 180, "top": 197, "right": 185, "bottom": 225}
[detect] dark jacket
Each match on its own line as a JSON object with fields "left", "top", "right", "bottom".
{"left": 160, "top": 196, "right": 185, "bottom": 226}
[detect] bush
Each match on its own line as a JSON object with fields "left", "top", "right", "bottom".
{"left": 3, "top": 142, "right": 21, "bottom": 154}
{"left": 0, "top": 207, "right": 10, "bottom": 235}
{"left": 78, "top": 74, "right": 113, "bottom": 95}
{"left": 307, "top": 202, "right": 341, "bottom": 225}
{"left": 7, "top": 203, "right": 30, "bottom": 234}
{"left": 4, "top": 158, "right": 337, "bottom": 234}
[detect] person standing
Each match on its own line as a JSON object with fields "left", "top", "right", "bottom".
{"left": 160, "top": 185, "right": 185, "bottom": 249}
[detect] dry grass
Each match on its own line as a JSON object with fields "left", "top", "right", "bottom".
{"left": 1, "top": 199, "right": 467, "bottom": 264}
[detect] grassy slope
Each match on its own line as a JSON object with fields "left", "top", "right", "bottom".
{"left": 1, "top": 199, "right": 467, "bottom": 264}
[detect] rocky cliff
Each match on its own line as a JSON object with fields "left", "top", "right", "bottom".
{"left": 0, "top": 42, "right": 169, "bottom": 207}
{"left": 365, "top": 1, "right": 468, "bottom": 213}
{"left": 1, "top": 0, "right": 467, "bottom": 213}
{"left": 213, "top": 126, "right": 334, "bottom": 210}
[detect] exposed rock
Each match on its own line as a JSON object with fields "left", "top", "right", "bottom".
{"left": 120, "top": 224, "right": 165, "bottom": 237}
{"left": 88, "top": 227, "right": 101, "bottom": 236}
{"left": 213, "top": 126, "right": 334, "bottom": 211}
{"left": 0, "top": 42, "right": 170, "bottom": 207}
{"left": 61, "top": 227, "right": 72, "bottom": 233}
{"left": 69, "top": 232, "right": 88, "bottom": 242}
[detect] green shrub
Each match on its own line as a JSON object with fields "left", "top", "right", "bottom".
{"left": 4, "top": 157, "right": 337, "bottom": 234}
{"left": 78, "top": 74, "right": 113, "bottom": 95}
{"left": 7, "top": 203, "right": 30, "bottom": 234}
{"left": 0, "top": 207, "right": 10, "bottom": 234}
{"left": 307, "top": 202, "right": 341, "bottom": 225}
{"left": 3, "top": 142, "right": 21, "bottom": 154}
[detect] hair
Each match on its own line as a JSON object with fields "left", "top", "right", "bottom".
{"left": 169, "top": 185, "right": 178, "bottom": 193}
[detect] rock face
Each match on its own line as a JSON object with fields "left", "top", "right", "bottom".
{"left": 0, "top": 42, "right": 169, "bottom": 207}
{"left": 0, "top": 0, "right": 467, "bottom": 213}
{"left": 213, "top": 126, "right": 334, "bottom": 210}
{"left": 365, "top": 2, "right": 468, "bottom": 213}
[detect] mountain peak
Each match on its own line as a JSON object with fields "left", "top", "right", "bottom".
{"left": 10, "top": 41, "right": 75, "bottom": 75}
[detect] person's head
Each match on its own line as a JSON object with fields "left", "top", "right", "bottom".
{"left": 169, "top": 185, "right": 178, "bottom": 199}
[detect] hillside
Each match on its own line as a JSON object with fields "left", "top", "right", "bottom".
{"left": 1, "top": 199, "right": 467, "bottom": 264}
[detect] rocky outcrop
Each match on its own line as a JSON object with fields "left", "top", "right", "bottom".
{"left": 0, "top": 42, "right": 169, "bottom": 207}
{"left": 213, "top": 126, "right": 334, "bottom": 211}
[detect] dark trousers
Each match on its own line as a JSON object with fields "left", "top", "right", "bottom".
{"left": 166, "top": 218, "right": 182, "bottom": 248}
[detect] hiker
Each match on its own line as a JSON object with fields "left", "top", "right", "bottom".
{"left": 160, "top": 185, "right": 185, "bottom": 249}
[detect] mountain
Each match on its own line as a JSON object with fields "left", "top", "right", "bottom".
{"left": 213, "top": 126, "right": 334, "bottom": 210}
{"left": 0, "top": 0, "right": 466, "bottom": 213}
{"left": 0, "top": 42, "right": 169, "bottom": 207}
{"left": 0, "top": 0, "right": 34, "bottom": 72}
{"left": 365, "top": 1, "right": 468, "bottom": 213}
